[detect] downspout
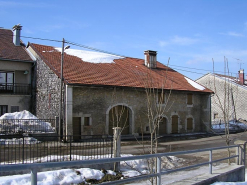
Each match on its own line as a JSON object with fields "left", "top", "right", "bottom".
{"left": 209, "top": 94, "right": 212, "bottom": 132}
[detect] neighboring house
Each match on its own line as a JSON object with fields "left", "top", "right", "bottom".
{"left": 0, "top": 25, "right": 35, "bottom": 116}
{"left": 196, "top": 70, "right": 247, "bottom": 122}
{"left": 27, "top": 42, "right": 212, "bottom": 138}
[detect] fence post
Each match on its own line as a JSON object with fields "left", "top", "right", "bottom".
{"left": 22, "top": 136, "right": 25, "bottom": 164}
{"left": 209, "top": 150, "right": 212, "bottom": 174}
{"left": 70, "top": 135, "right": 72, "bottom": 161}
{"left": 113, "top": 127, "right": 121, "bottom": 171}
{"left": 31, "top": 168, "right": 37, "bottom": 185}
{"left": 156, "top": 156, "right": 161, "bottom": 185}
{"left": 55, "top": 116, "right": 59, "bottom": 134}
{"left": 234, "top": 140, "right": 245, "bottom": 165}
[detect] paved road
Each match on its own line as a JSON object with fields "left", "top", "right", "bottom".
{"left": 121, "top": 132, "right": 247, "bottom": 155}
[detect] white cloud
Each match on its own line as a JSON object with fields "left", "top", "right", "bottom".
{"left": 159, "top": 36, "right": 199, "bottom": 47}
{"left": 220, "top": 32, "right": 244, "bottom": 37}
{"left": 185, "top": 49, "right": 247, "bottom": 65}
{"left": 159, "top": 41, "right": 169, "bottom": 47}
{"left": 171, "top": 36, "right": 198, "bottom": 45}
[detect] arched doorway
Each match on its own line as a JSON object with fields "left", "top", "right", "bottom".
{"left": 171, "top": 115, "right": 179, "bottom": 133}
{"left": 108, "top": 105, "right": 130, "bottom": 135}
{"left": 157, "top": 117, "right": 167, "bottom": 135}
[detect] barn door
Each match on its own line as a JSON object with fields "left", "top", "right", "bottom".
{"left": 158, "top": 117, "right": 167, "bottom": 135}
{"left": 109, "top": 105, "right": 129, "bottom": 135}
{"left": 171, "top": 115, "right": 178, "bottom": 133}
{"left": 73, "top": 117, "right": 81, "bottom": 141}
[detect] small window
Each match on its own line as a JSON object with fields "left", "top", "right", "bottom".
{"left": 214, "top": 113, "right": 218, "bottom": 119}
{"left": 11, "top": 106, "right": 19, "bottom": 113}
{"left": 0, "top": 105, "right": 8, "bottom": 116}
{"left": 146, "top": 126, "right": 150, "bottom": 132}
{"left": 187, "top": 118, "right": 193, "bottom": 130}
{"left": 187, "top": 93, "right": 193, "bottom": 105}
{"left": 158, "top": 92, "right": 165, "bottom": 104}
{"left": 84, "top": 117, "right": 90, "bottom": 126}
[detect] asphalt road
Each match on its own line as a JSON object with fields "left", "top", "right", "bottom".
{"left": 121, "top": 132, "right": 247, "bottom": 155}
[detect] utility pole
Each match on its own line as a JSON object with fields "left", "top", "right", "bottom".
{"left": 59, "top": 38, "right": 65, "bottom": 140}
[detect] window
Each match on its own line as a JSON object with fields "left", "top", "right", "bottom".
{"left": 0, "top": 105, "right": 8, "bottom": 116}
{"left": 158, "top": 92, "right": 166, "bottom": 104}
{"left": 146, "top": 126, "right": 150, "bottom": 132}
{"left": 84, "top": 117, "right": 90, "bottom": 126}
{"left": 11, "top": 106, "right": 19, "bottom": 113}
{"left": 0, "top": 71, "right": 14, "bottom": 91}
{"left": 214, "top": 113, "right": 218, "bottom": 119}
{"left": 187, "top": 93, "right": 193, "bottom": 105}
{"left": 187, "top": 117, "right": 193, "bottom": 130}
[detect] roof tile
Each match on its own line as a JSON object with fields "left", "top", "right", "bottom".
{"left": 30, "top": 43, "right": 212, "bottom": 93}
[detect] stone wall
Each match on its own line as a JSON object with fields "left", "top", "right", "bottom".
{"left": 197, "top": 74, "right": 247, "bottom": 121}
{"left": 35, "top": 57, "right": 62, "bottom": 119}
{"left": 72, "top": 86, "right": 210, "bottom": 135}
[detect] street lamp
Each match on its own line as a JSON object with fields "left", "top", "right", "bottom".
{"left": 59, "top": 38, "right": 70, "bottom": 140}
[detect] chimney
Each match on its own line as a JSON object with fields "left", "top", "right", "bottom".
{"left": 12, "top": 24, "right": 22, "bottom": 46}
{"left": 144, "top": 50, "right": 157, "bottom": 69}
{"left": 239, "top": 69, "right": 244, "bottom": 85}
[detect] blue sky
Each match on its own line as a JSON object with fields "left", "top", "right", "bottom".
{"left": 1, "top": 0, "right": 247, "bottom": 80}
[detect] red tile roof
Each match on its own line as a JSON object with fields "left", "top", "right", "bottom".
{"left": 29, "top": 43, "right": 212, "bottom": 93}
{"left": 0, "top": 28, "right": 33, "bottom": 61}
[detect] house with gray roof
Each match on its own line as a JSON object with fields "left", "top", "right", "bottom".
{"left": 196, "top": 70, "right": 247, "bottom": 123}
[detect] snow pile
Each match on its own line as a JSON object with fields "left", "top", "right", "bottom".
{"left": 0, "top": 155, "right": 238, "bottom": 185}
{"left": 55, "top": 48, "right": 124, "bottom": 64}
{"left": 0, "top": 110, "right": 55, "bottom": 133}
{"left": 0, "top": 110, "right": 37, "bottom": 119}
{"left": 184, "top": 77, "right": 205, "bottom": 90}
{"left": 0, "top": 137, "right": 40, "bottom": 145}
{"left": 0, "top": 168, "right": 115, "bottom": 185}
{"left": 120, "top": 154, "right": 185, "bottom": 177}
{"left": 212, "top": 120, "right": 247, "bottom": 132}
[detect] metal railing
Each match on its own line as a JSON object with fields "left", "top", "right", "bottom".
{"left": 0, "top": 142, "right": 245, "bottom": 185}
{"left": 0, "top": 119, "right": 55, "bottom": 134}
{"left": 0, "top": 83, "right": 31, "bottom": 95}
{"left": 0, "top": 135, "right": 113, "bottom": 165}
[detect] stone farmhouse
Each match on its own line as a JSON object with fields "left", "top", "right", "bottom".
{"left": 196, "top": 70, "right": 247, "bottom": 123}
{"left": 27, "top": 42, "right": 212, "bottom": 138}
{"left": 0, "top": 25, "right": 35, "bottom": 116}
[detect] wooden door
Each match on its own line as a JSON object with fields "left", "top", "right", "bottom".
{"left": 73, "top": 117, "right": 81, "bottom": 141}
{"left": 158, "top": 117, "right": 167, "bottom": 135}
{"left": 172, "top": 115, "right": 178, "bottom": 133}
{"left": 187, "top": 118, "right": 193, "bottom": 130}
{"left": 109, "top": 105, "right": 129, "bottom": 135}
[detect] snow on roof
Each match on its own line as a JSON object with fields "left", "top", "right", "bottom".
{"left": 55, "top": 48, "right": 124, "bottom": 64}
{"left": 184, "top": 77, "right": 205, "bottom": 90}
{"left": 0, "top": 110, "right": 38, "bottom": 119}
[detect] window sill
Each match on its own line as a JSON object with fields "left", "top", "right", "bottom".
{"left": 187, "top": 104, "right": 193, "bottom": 108}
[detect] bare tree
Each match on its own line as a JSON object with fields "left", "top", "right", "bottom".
{"left": 212, "top": 57, "right": 237, "bottom": 163}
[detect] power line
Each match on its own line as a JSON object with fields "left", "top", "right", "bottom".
{"left": 0, "top": 32, "right": 243, "bottom": 76}
{"left": 65, "top": 40, "right": 127, "bottom": 58}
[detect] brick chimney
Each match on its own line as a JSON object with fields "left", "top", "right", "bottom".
{"left": 12, "top": 24, "right": 22, "bottom": 46}
{"left": 144, "top": 50, "right": 157, "bottom": 69}
{"left": 239, "top": 69, "right": 244, "bottom": 85}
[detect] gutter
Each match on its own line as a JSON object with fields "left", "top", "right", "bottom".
{"left": 66, "top": 83, "right": 212, "bottom": 94}
{"left": 0, "top": 57, "right": 34, "bottom": 63}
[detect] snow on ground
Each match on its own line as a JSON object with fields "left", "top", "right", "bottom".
{"left": 0, "top": 154, "right": 246, "bottom": 185}
{"left": 0, "top": 154, "right": 186, "bottom": 184}
{"left": 55, "top": 48, "right": 124, "bottom": 64}
{"left": 0, "top": 110, "right": 37, "bottom": 119}
{"left": 0, "top": 110, "right": 54, "bottom": 133}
